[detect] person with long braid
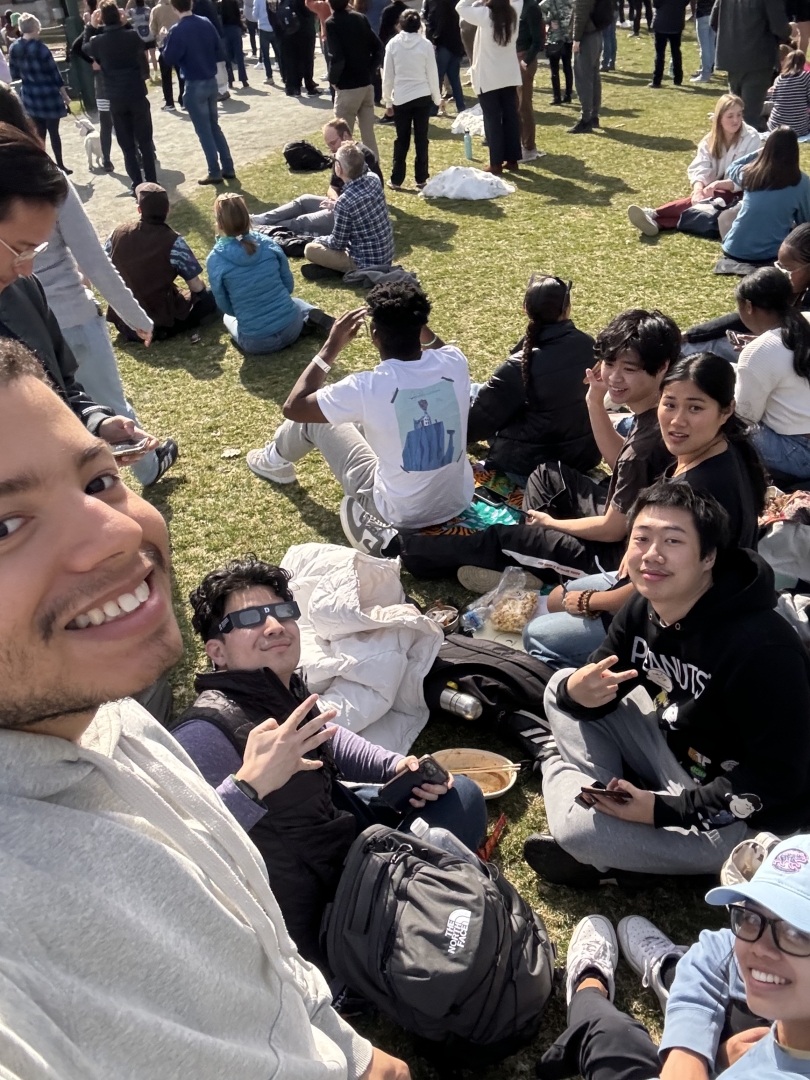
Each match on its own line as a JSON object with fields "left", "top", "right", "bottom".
{"left": 735, "top": 266, "right": 810, "bottom": 481}
{"left": 467, "top": 276, "right": 600, "bottom": 482}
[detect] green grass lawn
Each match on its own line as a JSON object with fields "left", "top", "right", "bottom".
{"left": 111, "top": 29, "right": 794, "bottom": 1076}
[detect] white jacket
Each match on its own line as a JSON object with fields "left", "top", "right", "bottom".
{"left": 686, "top": 123, "right": 762, "bottom": 188}
{"left": 0, "top": 700, "right": 372, "bottom": 1079}
{"left": 382, "top": 29, "right": 442, "bottom": 107}
{"left": 455, "top": 0, "right": 522, "bottom": 95}
{"left": 281, "top": 543, "right": 444, "bottom": 754}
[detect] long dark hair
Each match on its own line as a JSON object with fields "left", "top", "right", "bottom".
{"left": 521, "top": 275, "right": 570, "bottom": 388}
{"left": 783, "top": 221, "right": 810, "bottom": 264}
{"left": 487, "top": 0, "right": 516, "bottom": 46}
{"left": 742, "top": 127, "right": 802, "bottom": 191}
{"left": 737, "top": 266, "right": 810, "bottom": 382}
{"left": 0, "top": 82, "right": 39, "bottom": 140}
{"left": 662, "top": 353, "right": 768, "bottom": 514}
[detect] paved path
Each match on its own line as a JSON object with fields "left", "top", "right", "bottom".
{"left": 69, "top": 53, "right": 335, "bottom": 236}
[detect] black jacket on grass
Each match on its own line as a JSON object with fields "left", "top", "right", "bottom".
{"left": 558, "top": 547, "right": 810, "bottom": 836}
{"left": 467, "top": 320, "right": 600, "bottom": 477}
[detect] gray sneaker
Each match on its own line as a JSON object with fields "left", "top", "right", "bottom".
{"left": 627, "top": 204, "right": 659, "bottom": 236}
{"left": 457, "top": 565, "right": 545, "bottom": 594}
{"left": 565, "top": 915, "right": 619, "bottom": 1005}
{"left": 339, "top": 496, "right": 398, "bottom": 558}
{"left": 617, "top": 916, "right": 687, "bottom": 1013}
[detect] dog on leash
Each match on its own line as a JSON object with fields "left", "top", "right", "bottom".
{"left": 74, "top": 115, "right": 104, "bottom": 169}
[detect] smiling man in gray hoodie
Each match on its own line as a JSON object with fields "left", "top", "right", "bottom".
{"left": 0, "top": 338, "right": 408, "bottom": 1080}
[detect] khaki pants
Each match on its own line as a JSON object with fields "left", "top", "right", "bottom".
{"left": 334, "top": 84, "right": 379, "bottom": 160}
{"left": 517, "top": 51, "right": 537, "bottom": 151}
{"left": 304, "top": 241, "right": 358, "bottom": 273}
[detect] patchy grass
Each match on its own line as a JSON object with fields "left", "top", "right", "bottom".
{"left": 111, "top": 26, "right": 787, "bottom": 1077}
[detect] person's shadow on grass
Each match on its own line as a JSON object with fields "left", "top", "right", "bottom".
{"left": 119, "top": 322, "right": 229, "bottom": 381}
{"left": 387, "top": 206, "right": 459, "bottom": 256}
{"left": 510, "top": 153, "right": 633, "bottom": 205}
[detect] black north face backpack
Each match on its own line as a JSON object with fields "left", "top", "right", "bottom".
{"left": 282, "top": 140, "right": 332, "bottom": 172}
{"left": 322, "top": 825, "right": 556, "bottom": 1068}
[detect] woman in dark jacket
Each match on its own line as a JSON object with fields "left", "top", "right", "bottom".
{"left": 468, "top": 275, "right": 600, "bottom": 481}
{"left": 649, "top": 0, "right": 689, "bottom": 86}
{"left": 423, "top": 0, "right": 466, "bottom": 114}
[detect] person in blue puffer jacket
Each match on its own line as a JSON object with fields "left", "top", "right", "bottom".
{"left": 206, "top": 193, "right": 333, "bottom": 354}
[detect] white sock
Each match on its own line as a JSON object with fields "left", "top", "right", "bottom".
{"left": 265, "top": 442, "right": 292, "bottom": 467}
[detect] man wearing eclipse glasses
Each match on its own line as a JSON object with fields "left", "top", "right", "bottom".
{"left": 168, "top": 554, "right": 486, "bottom": 972}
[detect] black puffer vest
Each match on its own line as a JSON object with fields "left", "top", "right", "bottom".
{"left": 171, "top": 668, "right": 358, "bottom": 968}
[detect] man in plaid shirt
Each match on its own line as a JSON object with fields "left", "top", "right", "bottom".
{"left": 303, "top": 142, "right": 394, "bottom": 277}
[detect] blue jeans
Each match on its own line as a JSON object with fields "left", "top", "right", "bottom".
{"left": 523, "top": 571, "right": 617, "bottom": 670}
{"left": 433, "top": 46, "right": 465, "bottom": 114}
{"left": 183, "top": 77, "right": 234, "bottom": 178}
{"left": 61, "top": 315, "right": 160, "bottom": 486}
{"left": 258, "top": 26, "right": 281, "bottom": 80}
{"left": 750, "top": 422, "right": 810, "bottom": 479}
{"left": 223, "top": 297, "right": 314, "bottom": 353}
{"left": 601, "top": 23, "right": 616, "bottom": 68}
{"left": 223, "top": 23, "right": 248, "bottom": 83}
{"left": 695, "top": 15, "right": 715, "bottom": 79}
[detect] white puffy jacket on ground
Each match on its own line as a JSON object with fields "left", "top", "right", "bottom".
{"left": 281, "top": 543, "right": 445, "bottom": 754}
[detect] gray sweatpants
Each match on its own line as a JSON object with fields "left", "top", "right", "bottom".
{"left": 251, "top": 195, "right": 334, "bottom": 236}
{"left": 541, "top": 670, "right": 749, "bottom": 874}
{"left": 574, "top": 30, "right": 602, "bottom": 123}
{"left": 727, "top": 67, "right": 772, "bottom": 130}
{"left": 274, "top": 418, "right": 386, "bottom": 519}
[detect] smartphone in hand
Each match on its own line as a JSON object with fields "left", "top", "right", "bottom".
{"left": 378, "top": 754, "right": 450, "bottom": 813}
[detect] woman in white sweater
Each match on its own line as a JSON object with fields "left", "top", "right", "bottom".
{"left": 382, "top": 9, "right": 441, "bottom": 190}
{"left": 735, "top": 266, "right": 810, "bottom": 480}
{"left": 627, "top": 93, "right": 761, "bottom": 236}
{"left": 455, "top": 0, "right": 522, "bottom": 174}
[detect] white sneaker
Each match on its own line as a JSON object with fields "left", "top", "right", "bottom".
{"left": 246, "top": 442, "right": 296, "bottom": 483}
{"left": 565, "top": 915, "right": 619, "bottom": 1005}
{"left": 627, "top": 204, "right": 659, "bottom": 236}
{"left": 690, "top": 73, "right": 711, "bottom": 82}
{"left": 339, "top": 496, "right": 398, "bottom": 558}
{"left": 617, "top": 916, "right": 687, "bottom": 1013}
{"left": 521, "top": 148, "right": 547, "bottom": 161}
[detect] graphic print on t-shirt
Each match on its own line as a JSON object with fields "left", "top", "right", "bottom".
{"left": 394, "top": 379, "right": 461, "bottom": 472}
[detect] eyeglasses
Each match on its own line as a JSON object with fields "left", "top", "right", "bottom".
{"left": 215, "top": 600, "right": 301, "bottom": 635}
{"left": 0, "top": 234, "right": 48, "bottom": 270}
{"left": 774, "top": 259, "right": 795, "bottom": 280}
{"left": 729, "top": 903, "right": 810, "bottom": 957}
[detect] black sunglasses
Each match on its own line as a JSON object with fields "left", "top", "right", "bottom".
{"left": 215, "top": 600, "right": 301, "bottom": 636}
{"left": 729, "top": 903, "right": 810, "bottom": 958}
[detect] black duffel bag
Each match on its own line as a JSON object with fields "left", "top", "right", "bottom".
{"left": 323, "top": 824, "right": 556, "bottom": 1068}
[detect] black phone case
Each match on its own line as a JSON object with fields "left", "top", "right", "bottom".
{"left": 378, "top": 756, "right": 448, "bottom": 813}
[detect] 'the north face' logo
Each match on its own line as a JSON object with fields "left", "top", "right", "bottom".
{"left": 445, "top": 908, "right": 472, "bottom": 955}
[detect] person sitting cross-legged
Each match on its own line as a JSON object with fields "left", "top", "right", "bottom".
{"left": 523, "top": 480, "right": 810, "bottom": 889}
{"left": 302, "top": 140, "right": 394, "bottom": 279}
{"left": 250, "top": 117, "right": 383, "bottom": 238}
{"left": 246, "top": 281, "right": 476, "bottom": 533}
{"left": 169, "top": 555, "right": 487, "bottom": 971}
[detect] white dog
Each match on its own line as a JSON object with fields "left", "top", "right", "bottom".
{"left": 74, "top": 115, "right": 103, "bottom": 170}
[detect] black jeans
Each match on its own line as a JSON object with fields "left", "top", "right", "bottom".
{"left": 478, "top": 84, "right": 521, "bottom": 168}
{"left": 279, "top": 28, "right": 313, "bottom": 92}
{"left": 111, "top": 97, "right": 157, "bottom": 189}
{"left": 629, "top": 0, "right": 652, "bottom": 32}
{"left": 399, "top": 461, "right": 624, "bottom": 582}
{"left": 33, "top": 116, "right": 66, "bottom": 169}
{"left": 537, "top": 989, "right": 660, "bottom": 1080}
{"left": 98, "top": 110, "right": 113, "bottom": 164}
{"left": 152, "top": 289, "right": 219, "bottom": 340}
{"left": 245, "top": 17, "right": 258, "bottom": 54}
{"left": 653, "top": 31, "right": 682, "bottom": 84}
{"left": 159, "top": 49, "right": 184, "bottom": 107}
{"left": 391, "top": 94, "right": 432, "bottom": 185}
{"left": 549, "top": 42, "right": 574, "bottom": 100}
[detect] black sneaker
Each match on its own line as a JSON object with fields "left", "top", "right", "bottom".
{"left": 523, "top": 834, "right": 603, "bottom": 887}
{"left": 301, "top": 263, "right": 343, "bottom": 280}
{"left": 222, "top": 171, "right": 237, "bottom": 179}
{"left": 568, "top": 119, "right": 593, "bottom": 134}
{"left": 591, "top": 115, "right": 600, "bottom": 128}
{"left": 500, "top": 710, "right": 558, "bottom": 768}
{"left": 144, "top": 438, "right": 178, "bottom": 486}
{"left": 306, "top": 307, "right": 335, "bottom": 333}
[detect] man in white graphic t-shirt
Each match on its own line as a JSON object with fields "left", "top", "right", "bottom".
{"left": 246, "top": 282, "right": 475, "bottom": 545}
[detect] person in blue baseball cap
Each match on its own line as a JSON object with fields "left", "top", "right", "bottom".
{"left": 535, "top": 835, "right": 810, "bottom": 1080}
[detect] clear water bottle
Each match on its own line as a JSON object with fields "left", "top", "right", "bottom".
{"left": 464, "top": 131, "right": 473, "bottom": 160}
{"left": 409, "top": 819, "right": 480, "bottom": 865}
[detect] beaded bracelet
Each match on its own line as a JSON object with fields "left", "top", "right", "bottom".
{"left": 577, "top": 590, "right": 600, "bottom": 619}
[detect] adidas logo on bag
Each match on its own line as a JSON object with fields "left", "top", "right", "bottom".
{"left": 444, "top": 908, "right": 472, "bottom": 955}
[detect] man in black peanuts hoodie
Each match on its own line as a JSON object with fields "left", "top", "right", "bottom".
{"left": 524, "top": 480, "right": 810, "bottom": 887}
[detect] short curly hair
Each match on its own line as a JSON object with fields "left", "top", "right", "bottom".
{"left": 594, "top": 308, "right": 681, "bottom": 375}
{"left": 366, "top": 281, "right": 431, "bottom": 356}
{"left": 189, "top": 554, "right": 294, "bottom": 641}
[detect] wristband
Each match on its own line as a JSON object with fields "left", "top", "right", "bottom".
{"left": 231, "top": 775, "right": 268, "bottom": 808}
{"left": 420, "top": 333, "right": 439, "bottom": 350}
{"left": 311, "top": 353, "right": 331, "bottom": 372}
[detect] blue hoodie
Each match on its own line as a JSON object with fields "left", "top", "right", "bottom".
{"left": 206, "top": 233, "right": 298, "bottom": 340}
